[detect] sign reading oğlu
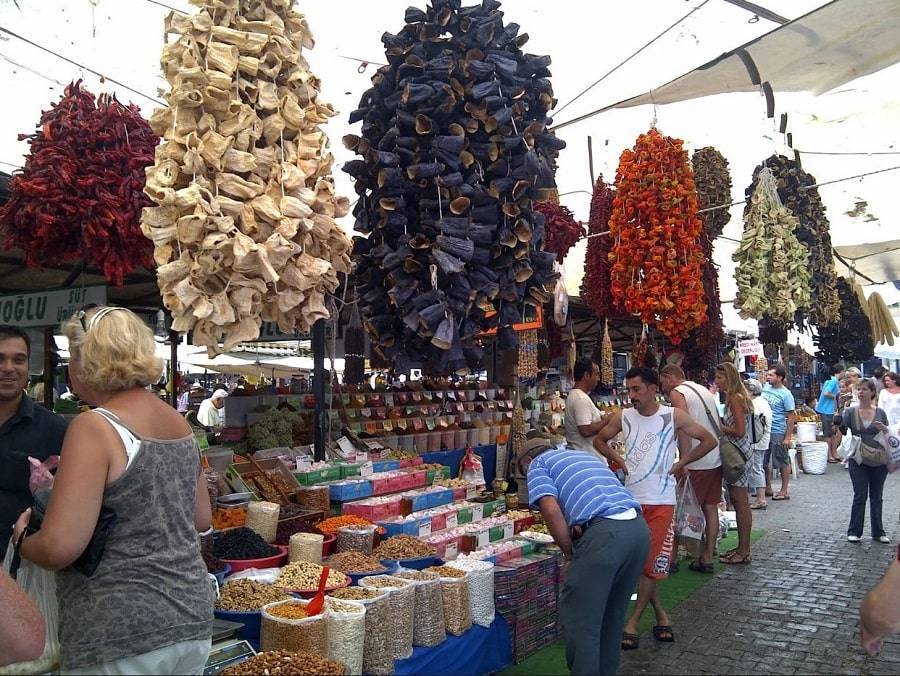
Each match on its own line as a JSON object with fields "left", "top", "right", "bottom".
{"left": 0, "top": 286, "right": 107, "bottom": 328}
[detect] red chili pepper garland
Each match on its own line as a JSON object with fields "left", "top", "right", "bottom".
{"left": 534, "top": 201, "right": 584, "bottom": 263}
{"left": 0, "top": 81, "right": 156, "bottom": 285}
{"left": 608, "top": 129, "right": 706, "bottom": 344}
{"left": 682, "top": 230, "right": 724, "bottom": 378}
{"left": 581, "top": 176, "right": 624, "bottom": 318}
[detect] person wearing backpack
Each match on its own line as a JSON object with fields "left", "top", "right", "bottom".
{"left": 745, "top": 379, "right": 772, "bottom": 510}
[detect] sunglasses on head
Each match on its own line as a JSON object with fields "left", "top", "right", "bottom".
{"left": 75, "top": 304, "right": 101, "bottom": 333}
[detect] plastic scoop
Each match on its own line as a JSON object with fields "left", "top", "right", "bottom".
{"left": 305, "top": 565, "right": 330, "bottom": 616}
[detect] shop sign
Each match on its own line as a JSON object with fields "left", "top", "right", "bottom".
{"left": 738, "top": 338, "right": 763, "bottom": 357}
{"left": 0, "top": 285, "right": 106, "bottom": 328}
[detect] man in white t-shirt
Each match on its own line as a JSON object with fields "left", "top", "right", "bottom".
{"left": 564, "top": 358, "right": 609, "bottom": 462}
{"left": 660, "top": 364, "right": 722, "bottom": 573}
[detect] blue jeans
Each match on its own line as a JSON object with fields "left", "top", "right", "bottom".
{"left": 560, "top": 516, "right": 650, "bottom": 676}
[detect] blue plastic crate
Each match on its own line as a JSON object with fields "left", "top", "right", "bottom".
{"left": 404, "top": 492, "right": 431, "bottom": 512}
{"left": 372, "top": 459, "right": 401, "bottom": 473}
{"left": 426, "top": 488, "right": 454, "bottom": 509}
{"left": 329, "top": 480, "right": 373, "bottom": 502}
{"left": 378, "top": 519, "right": 421, "bottom": 537}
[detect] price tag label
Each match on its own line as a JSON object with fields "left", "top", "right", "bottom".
{"left": 476, "top": 530, "right": 490, "bottom": 548}
{"left": 445, "top": 541, "right": 459, "bottom": 560}
{"left": 471, "top": 503, "right": 484, "bottom": 522}
{"left": 337, "top": 436, "right": 356, "bottom": 456}
{"left": 364, "top": 440, "right": 384, "bottom": 451}
{"left": 466, "top": 486, "right": 477, "bottom": 500}
{"left": 355, "top": 452, "right": 369, "bottom": 464}
{"left": 418, "top": 520, "right": 432, "bottom": 537}
{"left": 295, "top": 456, "right": 312, "bottom": 471}
{"left": 361, "top": 461, "right": 374, "bottom": 477}
{"left": 503, "top": 522, "right": 514, "bottom": 540}
{"left": 446, "top": 512, "right": 458, "bottom": 529}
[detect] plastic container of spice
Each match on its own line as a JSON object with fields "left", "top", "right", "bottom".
{"left": 336, "top": 525, "right": 376, "bottom": 555}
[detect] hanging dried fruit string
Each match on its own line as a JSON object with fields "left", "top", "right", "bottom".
{"left": 343, "top": 300, "right": 366, "bottom": 385}
{"left": 533, "top": 201, "right": 584, "bottom": 263}
{"left": 0, "top": 81, "right": 156, "bottom": 285}
{"left": 600, "top": 320, "right": 614, "bottom": 387}
{"left": 682, "top": 228, "right": 724, "bottom": 378}
{"left": 609, "top": 129, "right": 707, "bottom": 344}
{"left": 815, "top": 277, "right": 874, "bottom": 364}
{"left": 733, "top": 167, "right": 811, "bottom": 324}
{"left": 745, "top": 155, "right": 841, "bottom": 328}
{"left": 692, "top": 147, "right": 731, "bottom": 239}
{"left": 581, "top": 176, "right": 622, "bottom": 318}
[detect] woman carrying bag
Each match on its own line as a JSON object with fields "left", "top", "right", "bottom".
{"left": 841, "top": 379, "right": 891, "bottom": 544}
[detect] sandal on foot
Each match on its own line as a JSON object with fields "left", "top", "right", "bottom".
{"left": 621, "top": 633, "right": 640, "bottom": 650}
{"left": 772, "top": 493, "right": 790, "bottom": 501}
{"left": 688, "top": 560, "right": 714, "bottom": 573}
{"left": 722, "top": 552, "right": 752, "bottom": 565}
{"left": 653, "top": 625, "right": 675, "bottom": 643}
{"left": 750, "top": 502, "right": 768, "bottom": 510}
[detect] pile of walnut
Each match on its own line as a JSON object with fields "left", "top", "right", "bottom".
{"left": 141, "top": 0, "right": 351, "bottom": 353}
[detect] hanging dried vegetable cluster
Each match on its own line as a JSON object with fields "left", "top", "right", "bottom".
{"left": 345, "top": 0, "right": 562, "bottom": 374}
{"left": 141, "top": 1, "right": 352, "bottom": 353}
{"left": 691, "top": 147, "right": 731, "bottom": 239}
{"left": 0, "top": 81, "right": 155, "bottom": 285}
{"left": 600, "top": 321, "right": 614, "bottom": 387}
{"left": 581, "top": 176, "right": 622, "bottom": 318}
{"left": 343, "top": 302, "right": 366, "bottom": 385}
{"left": 630, "top": 326, "right": 649, "bottom": 368}
{"left": 533, "top": 201, "right": 584, "bottom": 263}
{"left": 745, "top": 155, "right": 840, "bottom": 327}
{"left": 609, "top": 129, "right": 706, "bottom": 343}
{"left": 867, "top": 291, "right": 899, "bottom": 346}
{"left": 517, "top": 329, "right": 538, "bottom": 380}
{"left": 733, "top": 168, "right": 811, "bottom": 324}
{"left": 682, "top": 229, "right": 723, "bottom": 377}
{"left": 815, "top": 277, "right": 873, "bottom": 364}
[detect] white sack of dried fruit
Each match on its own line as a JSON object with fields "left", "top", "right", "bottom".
{"left": 142, "top": 0, "right": 351, "bottom": 354}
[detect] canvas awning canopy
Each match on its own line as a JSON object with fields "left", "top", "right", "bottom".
{"left": 181, "top": 351, "right": 344, "bottom": 379}
{"left": 556, "top": 0, "right": 900, "bottom": 127}
{"left": 833, "top": 239, "right": 900, "bottom": 286}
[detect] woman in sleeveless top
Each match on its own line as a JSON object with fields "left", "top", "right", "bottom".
{"left": 13, "top": 306, "right": 213, "bottom": 674}
{"left": 714, "top": 363, "right": 754, "bottom": 565}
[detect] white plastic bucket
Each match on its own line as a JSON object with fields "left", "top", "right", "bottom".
{"left": 796, "top": 422, "right": 817, "bottom": 443}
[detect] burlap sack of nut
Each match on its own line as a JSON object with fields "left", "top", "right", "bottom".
{"left": 142, "top": 0, "right": 351, "bottom": 353}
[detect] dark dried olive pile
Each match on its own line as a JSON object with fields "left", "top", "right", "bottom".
{"left": 344, "top": 0, "right": 563, "bottom": 374}
{"left": 692, "top": 147, "right": 732, "bottom": 239}
{"left": 815, "top": 277, "right": 874, "bottom": 364}
{"left": 214, "top": 527, "right": 280, "bottom": 560}
{"left": 745, "top": 155, "right": 841, "bottom": 328}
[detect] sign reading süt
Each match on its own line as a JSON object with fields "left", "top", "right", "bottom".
{"left": 0, "top": 286, "right": 107, "bottom": 328}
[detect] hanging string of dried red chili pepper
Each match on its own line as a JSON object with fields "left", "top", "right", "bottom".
{"left": 608, "top": 128, "right": 706, "bottom": 344}
{"left": 682, "top": 229, "right": 724, "bottom": 378}
{"left": 0, "top": 81, "right": 156, "bottom": 285}
{"left": 581, "top": 176, "right": 624, "bottom": 318}
{"left": 534, "top": 201, "right": 584, "bottom": 263}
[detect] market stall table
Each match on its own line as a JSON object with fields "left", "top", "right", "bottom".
{"left": 393, "top": 614, "right": 512, "bottom": 676}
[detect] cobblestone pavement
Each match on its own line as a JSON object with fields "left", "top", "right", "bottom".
{"left": 620, "top": 463, "right": 900, "bottom": 675}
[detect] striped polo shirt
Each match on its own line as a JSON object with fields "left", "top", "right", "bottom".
{"left": 527, "top": 448, "right": 641, "bottom": 526}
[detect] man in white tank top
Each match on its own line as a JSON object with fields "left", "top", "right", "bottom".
{"left": 660, "top": 364, "right": 723, "bottom": 573}
{"left": 595, "top": 367, "right": 717, "bottom": 648}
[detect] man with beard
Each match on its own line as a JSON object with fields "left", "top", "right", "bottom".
{"left": 595, "top": 367, "right": 717, "bottom": 649}
{"left": 0, "top": 326, "right": 67, "bottom": 558}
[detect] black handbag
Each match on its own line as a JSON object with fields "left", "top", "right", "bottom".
{"left": 10, "top": 488, "right": 117, "bottom": 579}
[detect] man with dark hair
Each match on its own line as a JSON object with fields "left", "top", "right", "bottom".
{"left": 763, "top": 364, "right": 796, "bottom": 500}
{"left": 564, "top": 357, "right": 609, "bottom": 461}
{"left": 818, "top": 363, "right": 842, "bottom": 462}
{"left": 0, "top": 325, "right": 67, "bottom": 558}
{"left": 595, "top": 367, "right": 717, "bottom": 649}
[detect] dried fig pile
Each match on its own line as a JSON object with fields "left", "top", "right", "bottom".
{"left": 142, "top": 0, "right": 351, "bottom": 353}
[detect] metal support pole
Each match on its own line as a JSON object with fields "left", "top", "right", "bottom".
{"left": 169, "top": 329, "right": 179, "bottom": 409}
{"left": 42, "top": 327, "right": 53, "bottom": 409}
{"left": 587, "top": 135, "right": 595, "bottom": 185}
{"left": 312, "top": 318, "right": 327, "bottom": 461}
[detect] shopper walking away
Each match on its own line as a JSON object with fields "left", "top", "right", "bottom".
{"left": 659, "top": 364, "right": 722, "bottom": 573}
{"left": 564, "top": 358, "right": 610, "bottom": 462}
{"left": 762, "top": 365, "right": 796, "bottom": 500}
{"left": 817, "top": 365, "right": 842, "bottom": 462}
{"left": 0, "top": 326, "right": 68, "bottom": 560}
{"left": 198, "top": 388, "right": 228, "bottom": 429}
{"left": 714, "top": 363, "right": 754, "bottom": 564}
{"left": 859, "top": 547, "right": 900, "bottom": 655}
{"left": 746, "top": 379, "right": 772, "bottom": 509}
{"left": 13, "top": 306, "right": 214, "bottom": 674}
{"left": 840, "top": 379, "right": 890, "bottom": 544}
{"left": 877, "top": 371, "right": 900, "bottom": 425}
{"left": 524, "top": 440, "right": 647, "bottom": 676}
{"left": 595, "top": 367, "right": 717, "bottom": 650}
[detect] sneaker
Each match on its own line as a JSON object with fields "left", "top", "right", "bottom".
{"left": 847, "top": 535, "right": 861, "bottom": 543}
{"left": 876, "top": 536, "right": 891, "bottom": 544}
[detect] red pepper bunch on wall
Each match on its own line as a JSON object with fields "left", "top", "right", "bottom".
{"left": 581, "top": 176, "right": 624, "bottom": 318}
{"left": 534, "top": 201, "right": 584, "bottom": 263}
{"left": 608, "top": 128, "right": 706, "bottom": 344}
{"left": 0, "top": 81, "right": 156, "bottom": 285}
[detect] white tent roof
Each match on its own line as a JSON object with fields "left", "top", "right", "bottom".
{"left": 181, "top": 351, "right": 344, "bottom": 378}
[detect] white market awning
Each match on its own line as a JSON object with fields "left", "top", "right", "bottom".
{"left": 833, "top": 239, "right": 900, "bottom": 285}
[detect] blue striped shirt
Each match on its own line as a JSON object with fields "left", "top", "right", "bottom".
{"left": 527, "top": 449, "right": 641, "bottom": 526}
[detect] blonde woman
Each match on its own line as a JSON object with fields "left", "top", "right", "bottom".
{"left": 715, "top": 362, "right": 754, "bottom": 564}
{"left": 13, "top": 306, "right": 213, "bottom": 674}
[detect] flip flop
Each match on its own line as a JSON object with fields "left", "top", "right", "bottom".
{"left": 750, "top": 503, "right": 768, "bottom": 510}
{"left": 653, "top": 625, "right": 675, "bottom": 643}
{"left": 772, "top": 494, "right": 791, "bottom": 501}
{"left": 621, "top": 633, "right": 640, "bottom": 650}
{"left": 722, "top": 552, "right": 752, "bottom": 565}
{"left": 688, "top": 560, "right": 714, "bottom": 573}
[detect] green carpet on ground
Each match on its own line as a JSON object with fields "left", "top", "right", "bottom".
{"left": 501, "top": 529, "right": 765, "bottom": 675}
